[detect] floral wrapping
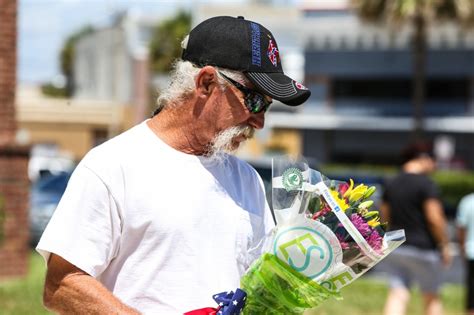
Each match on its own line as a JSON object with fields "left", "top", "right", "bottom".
{"left": 240, "top": 157, "right": 405, "bottom": 314}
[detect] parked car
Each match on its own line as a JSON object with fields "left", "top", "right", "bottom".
{"left": 29, "top": 170, "right": 72, "bottom": 246}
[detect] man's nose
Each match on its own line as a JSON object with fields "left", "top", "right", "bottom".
{"left": 247, "top": 112, "right": 265, "bottom": 130}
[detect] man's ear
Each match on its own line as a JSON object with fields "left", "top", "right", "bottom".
{"left": 195, "top": 66, "right": 219, "bottom": 97}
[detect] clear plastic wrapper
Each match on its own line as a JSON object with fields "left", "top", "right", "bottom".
{"left": 240, "top": 156, "right": 405, "bottom": 314}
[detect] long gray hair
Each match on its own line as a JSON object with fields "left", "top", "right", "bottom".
{"left": 153, "top": 60, "right": 249, "bottom": 116}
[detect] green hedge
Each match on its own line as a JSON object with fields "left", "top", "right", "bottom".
{"left": 432, "top": 170, "right": 474, "bottom": 206}
{"left": 321, "top": 164, "right": 474, "bottom": 207}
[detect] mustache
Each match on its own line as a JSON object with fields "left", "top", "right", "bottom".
{"left": 240, "top": 125, "right": 255, "bottom": 139}
{"left": 206, "top": 125, "right": 255, "bottom": 160}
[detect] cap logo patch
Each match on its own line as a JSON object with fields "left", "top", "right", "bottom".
{"left": 250, "top": 22, "right": 261, "bottom": 66}
{"left": 294, "top": 81, "right": 308, "bottom": 90}
{"left": 267, "top": 39, "right": 279, "bottom": 67}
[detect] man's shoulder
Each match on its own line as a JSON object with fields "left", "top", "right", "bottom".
{"left": 459, "top": 193, "right": 474, "bottom": 211}
{"left": 461, "top": 193, "right": 474, "bottom": 203}
{"left": 81, "top": 123, "right": 147, "bottom": 171}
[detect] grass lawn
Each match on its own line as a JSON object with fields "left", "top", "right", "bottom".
{"left": 0, "top": 251, "right": 51, "bottom": 315}
{"left": 311, "top": 278, "right": 465, "bottom": 315}
{"left": 0, "top": 251, "right": 466, "bottom": 315}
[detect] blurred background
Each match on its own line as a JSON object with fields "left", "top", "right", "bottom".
{"left": 0, "top": 0, "right": 473, "bottom": 314}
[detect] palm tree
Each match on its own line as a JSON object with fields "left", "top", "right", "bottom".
{"left": 351, "top": 0, "right": 474, "bottom": 139}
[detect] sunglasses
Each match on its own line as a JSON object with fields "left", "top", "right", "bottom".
{"left": 219, "top": 72, "right": 272, "bottom": 114}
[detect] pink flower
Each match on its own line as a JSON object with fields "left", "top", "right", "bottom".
{"left": 336, "top": 233, "right": 350, "bottom": 250}
{"left": 338, "top": 183, "right": 349, "bottom": 196}
{"left": 312, "top": 205, "right": 332, "bottom": 220}
{"left": 350, "top": 213, "right": 371, "bottom": 237}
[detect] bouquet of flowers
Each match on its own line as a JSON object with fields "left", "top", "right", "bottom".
{"left": 239, "top": 157, "right": 405, "bottom": 314}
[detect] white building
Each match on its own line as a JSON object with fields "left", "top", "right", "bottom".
{"left": 74, "top": 11, "right": 156, "bottom": 122}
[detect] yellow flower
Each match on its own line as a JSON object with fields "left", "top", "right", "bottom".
{"left": 348, "top": 184, "right": 368, "bottom": 202}
{"left": 330, "top": 189, "right": 349, "bottom": 211}
{"left": 343, "top": 179, "right": 354, "bottom": 198}
{"left": 367, "top": 217, "right": 380, "bottom": 228}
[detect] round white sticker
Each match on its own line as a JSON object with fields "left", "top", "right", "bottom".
{"left": 273, "top": 219, "right": 342, "bottom": 280}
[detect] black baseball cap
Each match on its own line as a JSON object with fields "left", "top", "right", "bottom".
{"left": 181, "top": 16, "right": 311, "bottom": 106}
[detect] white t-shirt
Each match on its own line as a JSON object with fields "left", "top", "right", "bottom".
{"left": 37, "top": 121, "right": 275, "bottom": 314}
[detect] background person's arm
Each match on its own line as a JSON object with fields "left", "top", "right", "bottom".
{"left": 423, "top": 198, "right": 451, "bottom": 267}
{"left": 44, "top": 254, "right": 140, "bottom": 315}
{"left": 379, "top": 201, "right": 391, "bottom": 227}
{"left": 457, "top": 226, "right": 466, "bottom": 258}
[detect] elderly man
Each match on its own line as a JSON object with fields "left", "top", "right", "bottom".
{"left": 37, "top": 16, "right": 310, "bottom": 314}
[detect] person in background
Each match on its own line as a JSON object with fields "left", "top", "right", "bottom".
{"left": 380, "top": 142, "right": 451, "bottom": 315}
{"left": 456, "top": 192, "right": 474, "bottom": 315}
{"left": 36, "top": 16, "right": 311, "bottom": 314}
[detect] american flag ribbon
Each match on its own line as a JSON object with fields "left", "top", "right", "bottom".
{"left": 184, "top": 289, "right": 247, "bottom": 315}
{"left": 267, "top": 39, "right": 279, "bottom": 67}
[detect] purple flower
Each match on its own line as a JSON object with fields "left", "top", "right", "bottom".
{"left": 367, "top": 230, "right": 383, "bottom": 252}
{"left": 350, "top": 213, "right": 371, "bottom": 237}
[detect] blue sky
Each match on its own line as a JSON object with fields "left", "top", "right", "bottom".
{"left": 18, "top": 0, "right": 248, "bottom": 84}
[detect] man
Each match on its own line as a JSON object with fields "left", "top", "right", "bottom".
{"left": 36, "top": 16, "right": 311, "bottom": 314}
{"left": 456, "top": 192, "right": 474, "bottom": 315}
{"left": 380, "top": 142, "right": 451, "bottom": 315}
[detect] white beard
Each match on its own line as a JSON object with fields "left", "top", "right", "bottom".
{"left": 206, "top": 125, "right": 254, "bottom": 163}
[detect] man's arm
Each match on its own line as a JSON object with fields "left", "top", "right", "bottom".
{"left": 44, "top": 254, "right": 140, "bottom": 315}
{"left": 423, "top": 198, "right": 451, "bottom": 267}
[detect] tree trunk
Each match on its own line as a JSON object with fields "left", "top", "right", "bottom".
{"left": 412, "top": 11, "right": 427, "bottom": 140}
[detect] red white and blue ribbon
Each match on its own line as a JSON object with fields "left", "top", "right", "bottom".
{"left": 184, "top": 289, "right": 247, "bottom": 315}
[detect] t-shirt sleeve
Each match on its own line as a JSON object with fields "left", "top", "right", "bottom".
{"left": 423, "top": 177, "right": 440, "bottom": 200}
{"left": 36, "top": 164, "right": 122, "bottom": 278}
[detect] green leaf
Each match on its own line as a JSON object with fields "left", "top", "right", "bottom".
{"left": 149, "top": 11, "right": 192, "bottom": 73}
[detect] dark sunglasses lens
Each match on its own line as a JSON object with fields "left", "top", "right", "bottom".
{"left": 246, "top": 93, "right": 268, "bottom": 113}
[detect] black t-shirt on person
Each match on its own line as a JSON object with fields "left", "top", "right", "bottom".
{"left": 383, "top": 172, "right": 440, "bottom": 250}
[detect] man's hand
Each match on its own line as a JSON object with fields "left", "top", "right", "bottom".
{"left": 44, "top": 254, "right": 140, "bottom": 315}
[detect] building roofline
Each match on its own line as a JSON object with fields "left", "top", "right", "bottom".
{"left": 266, "top": 112, "right": 474, "bottom": 133}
